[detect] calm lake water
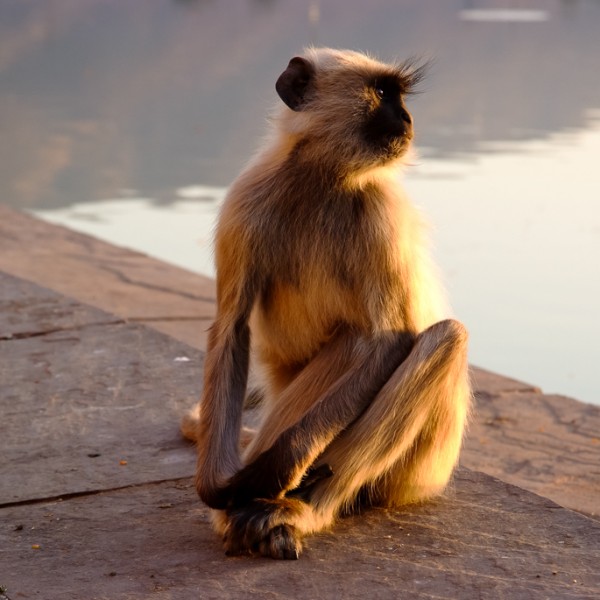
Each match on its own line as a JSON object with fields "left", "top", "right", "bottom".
{"left": 2, "top": 0, "right": 599, "bottom": 405}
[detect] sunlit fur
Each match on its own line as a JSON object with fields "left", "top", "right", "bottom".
{"left": 182, "top": 47, "right": 471, "bottom": 559}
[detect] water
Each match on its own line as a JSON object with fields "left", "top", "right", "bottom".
{"left": 1, "top": 0, "right": 599, "bottom": 405}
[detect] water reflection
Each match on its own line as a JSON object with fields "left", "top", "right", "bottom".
{"left": 36, "top": 186, "right": 227, "bottom": 276}
{"left": 3, "top": 0, "right": 600, "bottom": 208}
{"left": 2, "top": 0, "right": 599, "bottom": 404}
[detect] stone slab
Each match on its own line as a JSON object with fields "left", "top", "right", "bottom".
{"left": 1, "top": 470, "right": 598, "bottom": 600}
{"left": 463, "top": 388, "right": 600, "bottom": 518}
{"left": 0, "top": 272, "right": 201, "bottom": 504}
{"left": 1, "top": 271, "right": 121, "bottom": 338}
{"left": 1, "top": 249, "right": 599, "bottom": 599}
{"left": 1, "top": 206, "right": 599, "bottom": 520}
{"left": 0, "top": 205, "right": 216, "bottom": 349}
{"left": 469, "top": 366, "right": 540, "bottom": 396}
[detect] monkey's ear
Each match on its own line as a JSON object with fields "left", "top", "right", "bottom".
{"left": 276, "top": 57, "right": 315, "bottom": 111}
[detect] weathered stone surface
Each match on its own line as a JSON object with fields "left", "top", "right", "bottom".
{"left": 0, "top": 205, "right": 215, "bottom": 349}
{"left": 463, "top": 388, "right": 600, "bottom": 519}
{"left": 0, "top": 272, "right": 201, "bottom": 504}
{"left": 1, "top": 268, "right": 600, "bottom": 599}
{"left": 1, "top": 470, "right": 599, "bottom": 600}
{"left": 469, "top": 366, "right": 540, "bottom": 396}
{"left": 1, "top": 271, "right": 121, "bottom": 338}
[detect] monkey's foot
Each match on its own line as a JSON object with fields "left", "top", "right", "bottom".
{"left": 224, "top": 523, "right": 300, "bottom": 560}
{"left": 180, "top": 402, "right": 201, "bottom": 442}
{"left": 224, "top": 498, "right": 305, "bottom": 559}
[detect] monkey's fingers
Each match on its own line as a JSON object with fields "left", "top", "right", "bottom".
{"left": 288, "top": 463, "right": 334, "bottom": 501}
{"left": 302, "top": 463, "right": 334, "bottom": 487}
{"left": 221, "top": 447, "right": 296, "bottom": 508}
{"left": 258, "top": 524, "right": 301, "bottom": 560}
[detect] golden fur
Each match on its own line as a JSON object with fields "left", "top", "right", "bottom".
{"left": 182, "top": 48, "right": 471, "bottom": 559}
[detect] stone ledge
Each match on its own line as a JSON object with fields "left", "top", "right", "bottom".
{"left": 0, "top": 272, "right": 200, "bottom": 505}
{"left": 1, "top": 206, "right": 598, "bottom": 520}
{"left": 2, "top": 472, "right": 598, "bottom": 599}
{"left": 1, "top": 267, "right": 599, "bottom": 598}
{"left": 0, "top": 205, "right": 215, "bottom": 350}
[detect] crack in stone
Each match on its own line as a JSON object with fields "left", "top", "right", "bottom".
{"left": 0, "top": 319, "right": 126, "bottom": 341}
{"left": 0, "top": 476, "right": 192, "bottom": 509}
{"left": 96, "top": 263, "right": 216, "bottom": 304}
{"left": 128, "top": 315, "right": 213, "bottom": 323}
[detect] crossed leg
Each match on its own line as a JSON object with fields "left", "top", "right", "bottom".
{"left": 219, "top": 319, "right": 470, "bottom": 559}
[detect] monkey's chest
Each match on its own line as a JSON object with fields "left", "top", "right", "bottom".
{"left": 251, "top": 276, "right": 365, "bottom": 367}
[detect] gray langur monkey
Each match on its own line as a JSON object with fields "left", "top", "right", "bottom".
{"left": 181, "top": 47, "right": 471, "bottom": 559}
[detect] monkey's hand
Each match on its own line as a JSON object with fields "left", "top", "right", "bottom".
{"left": 288, "top": 463, "right": 334, "bottom": 502}
{"left": 218, "top": 449, "right": 294, "bottom": 508}
{"left": 218, "top": 447, "right": 333, "bottom": 509}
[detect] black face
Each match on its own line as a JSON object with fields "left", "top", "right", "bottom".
{"left": 362, "top": 74, "right": 414, "bottom": 159}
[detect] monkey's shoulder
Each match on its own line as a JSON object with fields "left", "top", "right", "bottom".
{"left": 227, "top": 165, "right": 412, "bottom": 233}
{"left": 216, "top": 161, "right": 429, "bottom": 291}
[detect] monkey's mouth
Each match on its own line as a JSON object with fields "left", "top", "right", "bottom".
{"left": 389, "top": 131, "right": 413, "bottom": 152}
{"left": 362, "top": 118, "right": 413, "bottom": 161}
{"left": 373, "top": 130, "right": 413, "bottom": 162}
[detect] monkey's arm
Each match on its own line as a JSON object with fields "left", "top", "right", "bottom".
{"left": 220, "top": 330, "right": 415, "bottom": 507}
{"left": 195, "top": 318, "right": 250, "bottom": 508}
{"left": 195, "top": 238, "right": 258, "bottom": 509}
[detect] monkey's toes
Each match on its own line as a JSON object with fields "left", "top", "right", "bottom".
{"left": 258, "top": 524, "right": 302, "bottom": 560}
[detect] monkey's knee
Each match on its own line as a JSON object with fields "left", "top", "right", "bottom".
{"left": 424, "top": 318, "right": 468, "bottom": 349}
{"left": 415, "top": 319, "right": 469, "bottom": 372}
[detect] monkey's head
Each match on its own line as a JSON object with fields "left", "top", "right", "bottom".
{"left": 274, "top": 48, "right": 425, "bottom": 173}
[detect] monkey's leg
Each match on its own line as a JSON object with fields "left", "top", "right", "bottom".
{"left": 222, "top": 319, "right": 469, "bottom": 558}
{"left": 205, "top": 332, "right": 366, "bottom": 559}
{"left": 219, "top": 328, "right": 416, "bottom": 508}
{"left": 242, "top": 331, "right": 370, "bottom": 463}
{"left": 231, "top": 320, "right": 468, "bottom": 555}
{"left": 311, "top": 319, "right": 470, "bottom": 517}
{"left": 212, "top": 327, "right": 414, "bottom": 559}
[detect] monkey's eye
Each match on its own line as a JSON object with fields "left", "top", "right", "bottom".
{"left": 373, "top": 78, "right": 400, "bottom": 103}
